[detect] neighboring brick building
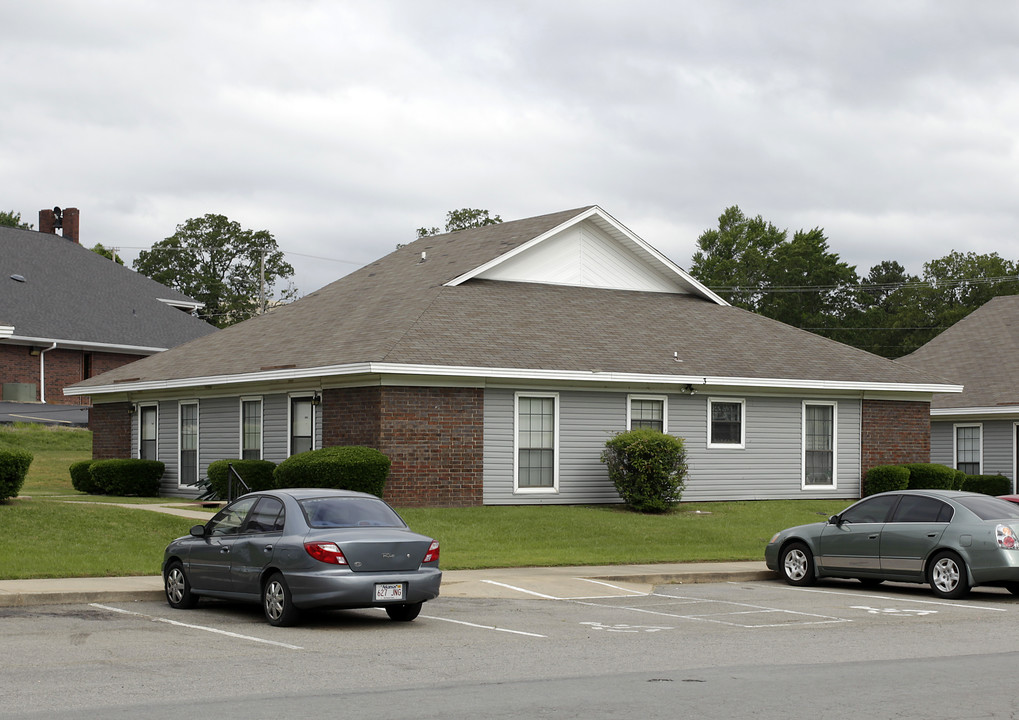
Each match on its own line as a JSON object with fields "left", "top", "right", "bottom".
{"left": 68, "top": 206, "right": 959, "bottom": 505}
{"left": 1, "top": 208, "right": 217, "bottom": 408}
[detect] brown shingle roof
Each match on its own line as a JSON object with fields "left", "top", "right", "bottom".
{"left": 70, "top": 207, "right": 951, "bottom": 392}
{"left": 900, "top": 294, "right": 1019, "bottom": 409}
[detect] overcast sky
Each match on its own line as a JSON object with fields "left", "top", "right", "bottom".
{"left": 3, "top": 1, "right": 1018, "bottom": 297}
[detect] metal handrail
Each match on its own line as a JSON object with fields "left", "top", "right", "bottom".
{"left": 226, "top": 462, "right": 252, "bottom": 502}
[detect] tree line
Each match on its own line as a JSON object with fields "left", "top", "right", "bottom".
{"left": 690, "top": 206, "right": 1018, "bottom": 358}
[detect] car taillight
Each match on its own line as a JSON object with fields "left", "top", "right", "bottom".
{"left": 305, "top": 541, "right": 348, "bottom": 565}
{"left": 422, "top": 540, "right": 440, "bottom": 564}
{"left": 996, "top": 525, "right": 1019, "bottom": 550}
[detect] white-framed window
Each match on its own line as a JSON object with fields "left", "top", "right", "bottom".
{"left": 138, "top": 403, "right": 158, "bottom": 461}
{"left": 802, "top": 401, "right": 837, "bottom": 488}
{"left": 240, "top": 397, "right": 263, "bottom": 460}
{"left": 179, "top": 400, "right": 199, "bottom": 487}
{"left": 627, "top": 395, "right": 667, "bottom": 433}
{"left": 954, "top": 423, "right": 982, "bottom": 475}
{"left": 708, "top": 397, "right": 745, "bottom": 449}
{"left": 289, "top": 394, "right": 315, "bottom": 456}
{"left": 514, "top": 392, "right": 559, "bottom": 493}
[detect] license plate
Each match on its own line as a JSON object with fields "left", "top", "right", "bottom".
{"left": 375, "top": 583, "right": 405, "bottom": 602}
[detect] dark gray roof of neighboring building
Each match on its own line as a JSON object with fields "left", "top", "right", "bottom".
{"left": 900, "top": 294, "right": 1019, "bottom": 410}
{"left": 1, "top": 225, "right": 217, "bottom": 350}
{"left": 69, "top": 207, "right": 952, "bottom": 392}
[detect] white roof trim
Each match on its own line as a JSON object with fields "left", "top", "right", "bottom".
{"left": 443, "top": 206, "right": 729, "bottom": 306}
{"left": 157, "top": 297, "right": 204, "bottom": 311}
{"left": 66, "top": 360, "right": 963, "bottom": 397}
{"left": 0, "top": 325, "right": 13, "bottom": 339}
{"left": 931, "top": 406, "right": 1019, "bottom": 417}
{"left": 7, "top": 335, "right": 165, "bottom": 354}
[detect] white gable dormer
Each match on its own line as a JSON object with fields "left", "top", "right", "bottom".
{"left": 444, "top": 206, "right": 728, "bottom": 305}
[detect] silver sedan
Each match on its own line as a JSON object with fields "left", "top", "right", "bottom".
{"left": 163, "top": 488, "right": 442, "bottom": 626}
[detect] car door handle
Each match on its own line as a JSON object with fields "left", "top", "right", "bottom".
{"left": 869, "top": 534, "right": 878, "bottom": 539}
{"left": 928, "top": 533, "right": 937, "bottom": 538}
{"left": 220, "top": 547, "right": 230, "bottom": 554}
{"left": 263, "top": 545, "right": 274, "bottom": 553}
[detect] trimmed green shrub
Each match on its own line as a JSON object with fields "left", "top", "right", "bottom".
{"left": 273, "top": 446, "right": 391, "bottom": 497}
{"left": 0, "top": 449, "right": 33, "bottom": 501}
{"left": 88, "top": 459, "right": 164, "bottom": 496}
{"left": 69, "top": 460, "right": 101, "bottom": 494}
{"left": 862, "top": 465, "right": 910, "bottom": 496}
{"left": 601, "top": 429, "right": 687, "bottom": 513}
{"left": 903, "top": 463, "right": 956, "bottom": 490}
{"left": 206, "top": 459, "right": 277, "bottom": 499}
{"left": 961, "top": 474, "right": 1012, "bottom": 496}
{"left": 952, "top": 469, "right": 967, "bottom": 491}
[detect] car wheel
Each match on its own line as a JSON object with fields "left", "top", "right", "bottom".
{"left": 164, "top": 561, "right": 198, "bottom": 609}
{"left": 263, "top": 572, "right": 301, "bottom": 627}
{"left": 385, "top": 602, "right": 423, "bottom": 622}
{"left": 780, "top": 542, "right": 816, "bottom": 586}
{"left": 928, "top": 551, "right": 970, "bottom": 599}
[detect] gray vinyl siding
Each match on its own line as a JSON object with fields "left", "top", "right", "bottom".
{"left": 932, "top": 418, "right": 1016, "bottom": 484}
{"left": 483, "top": 388, "right": 862, "bottom": 505}
{"left": 145, "top": 390, "right": 321, "bottom": 498}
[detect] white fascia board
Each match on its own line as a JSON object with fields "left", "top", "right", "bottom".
{"left": 443, "top": 206, "right": 729, "bottom": 306}
{"left": 0, "top": 325, "right": 13, "bottom": 339}
{"left": 157, "top": 297, "right": 205, "bottom": 311}
{"left": 9, "top": 335, "right": 166, "bottom": 354}
{"left": 931, "top": 406, "right": 1019, "bottom": 417}
{"left": 69, "top": 360, "right": 964, "bottom": 397}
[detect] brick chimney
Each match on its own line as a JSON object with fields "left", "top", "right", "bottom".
{"left": 38, "top": 207, "right": 80, "bottom": 243}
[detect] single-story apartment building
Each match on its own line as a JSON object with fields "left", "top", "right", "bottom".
{"left": 67, "top": 206, "right": 960, "bottom": 505}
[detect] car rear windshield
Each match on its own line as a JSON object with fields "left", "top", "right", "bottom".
{"left": 955, "top": 496, "right": 1019, "bottom": 521}
{"left": 299, "top": 496, "right": 407, "bottom": 528}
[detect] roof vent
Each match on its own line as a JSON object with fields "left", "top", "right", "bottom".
{"left": 10, "top": 274, "right": 25, "bottom": 283}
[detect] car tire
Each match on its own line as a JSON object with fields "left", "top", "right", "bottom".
{"left": 164, "top": 561, "right": 199, "bottom": 609}
{"left": 928, "top": 550, "right": 970, "bottom": 599}
{"left": 263, "top": 572, "right": 301, "bottom": 627}
{"left": 780, "top": 542, "right": 816, "bottom": 586}
{"left": 385, "top": 602, "right": 423, "bottom": 622}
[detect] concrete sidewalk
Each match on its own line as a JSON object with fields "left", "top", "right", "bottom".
{"left": 0, "top": 561, "right": 774, "bottom": 608}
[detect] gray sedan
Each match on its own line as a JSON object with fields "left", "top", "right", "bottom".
{"left": 163, "top": 488, "right": 441, "bottom": 626}
{"left": 765, "top": 489, "right": 1019, "bottom": 599}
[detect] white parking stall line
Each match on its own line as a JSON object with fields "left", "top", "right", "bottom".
{"left": 481, "top": 580, "right": 562, "bottom": 599}
{"left": 774, "top": 585, "right": 1010, "bottom": 612}
{"left": 417, "top": 614, "right": 547, "bottom": 638}
{"left": 576, "top": 578, "right": 648, "bottom": 595}
{"left": 90, "top": 604, "right": 305, "bottom": 650}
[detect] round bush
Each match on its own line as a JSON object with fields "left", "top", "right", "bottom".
{"left": 69, "top": 460, "right": 101, "bottom": 494}
{"left": 903, "top": 463, "right": 956, "bottom": 490}
{"left": 961, "top": 474, "right": 1012, "bottom": 496}
{"left": 0, "top": 449, "right": 33, "bottom": 501}
{"left": 206, "top": 459, "right": 277, "bottom": 499}
{"left": 601, "top": 429, "right": 687, "bottom": 513}
{"left": 89, "top": 459, "right": 164, "bottom": 496}
{"left": 273, "top": 446, "right": 391, "bottom": 497}
{"left": 863, "top": 465, "right": 909, "bottom": 496}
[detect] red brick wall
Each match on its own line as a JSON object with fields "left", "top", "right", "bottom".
{"left": 321, "top": 386, "right": 484, "bottom": 507}
{"left": 0, "top": 345, "right": 143, "bottom": 405}
{"left": 89, "top": 402, "right": 132, "bottom": 459}
{"left": 861, "top": 399, "right": 931, "bottom": 477}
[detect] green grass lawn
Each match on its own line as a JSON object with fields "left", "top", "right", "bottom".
{"left": 0, "top": 423, "right": 848, "bottom": 579}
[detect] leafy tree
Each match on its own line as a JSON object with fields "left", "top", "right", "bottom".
{"left": 133, "top": 214, "right": 297, "bottom": 328}
{"left": 848, "top": 261, "right": 922, "bottom": 356}
{"left": 0, "top": 210, "right": 32, "bottom": 229}
{"left": 416, "top": 208, "right": 502, "bottom": 238}
{"left": 689, "top": 206, "right": 785, "bottom": 312}
{"left": 91, "top": 243, "right": 124, "bottom": 265}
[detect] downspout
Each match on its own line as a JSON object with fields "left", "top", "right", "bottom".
{"left": 37, "top": 343, "right": 57, "bottom": 403}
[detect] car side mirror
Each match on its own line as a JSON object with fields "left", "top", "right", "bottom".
{"left": 829, "top": 515, "right": 842, "bottom": 526}
{"left": 190, "top": 524, "right": 208, "bottom": 538}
